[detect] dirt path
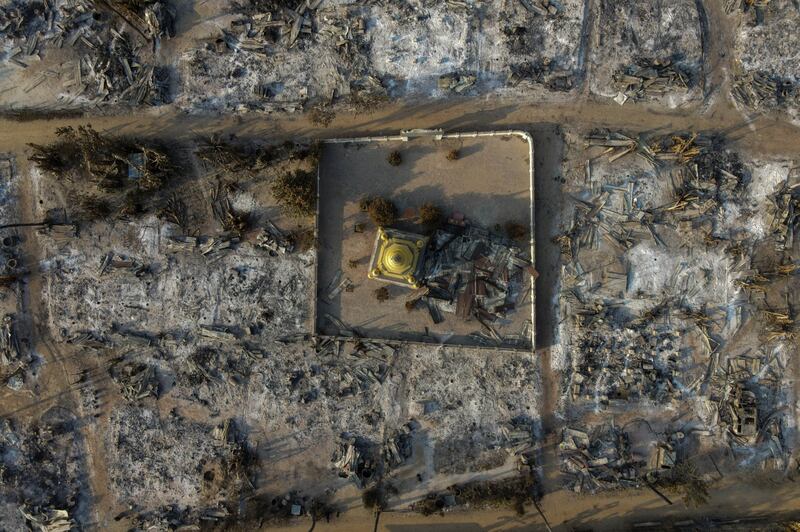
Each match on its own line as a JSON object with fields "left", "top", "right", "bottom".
{"left": 698, "top": 0, "right": 737, "bottom": 107}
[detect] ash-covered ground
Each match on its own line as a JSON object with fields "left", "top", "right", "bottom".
{"left": 0, "top": 114, "right": 796, "bottom": 528}
{"left": 0, "top": 0, "right": 587, "bottom": 113}
{"left": 178, "top": 0, "right": 587, "bottom": 113}
{"left": 553, "top": 128, "right": 799, "bottom": 495}
{"left": 1, "top": 4, "right": 800, "bottom": 528}
{"left": 0, "top": 129, "right": 546, "bottom": 528}
{"left": 589, "top": 0, "right": 704, "bottom": 106}
{"left": 730, "top": 0, "right": 800, "bottom": 121}
{"left": 2, "top": 0, "right": 799, "bottom": 125}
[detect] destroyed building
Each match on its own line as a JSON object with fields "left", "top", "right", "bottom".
{"left": 590, "top": 0, "right": 704, "bottom": 105}
{"left": 0, "top": 0, "right": 174, "bottom": 109}
{"left": 731, "top": 0, "right": 800, "bottom": 119}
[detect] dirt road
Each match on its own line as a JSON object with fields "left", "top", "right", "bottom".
{"left": 2, "top": 91, "right": 799, "bottom": 157}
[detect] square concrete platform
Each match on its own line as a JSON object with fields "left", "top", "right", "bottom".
{"left": 315, "top": 131, "right": 535, "bottom": 349}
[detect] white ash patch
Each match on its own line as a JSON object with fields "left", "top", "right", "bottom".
{"left": 748, "top": 161, "right": 790, "bottom": 202}
{"left": 718, "top": 161, "right": 791, "bottom": 239}
{"left": 736, "top": 2, "right": 800, "bottom": 82}
{"left": 41, "top": 222, "right": 312, "bottom": 339}
{"left": 106, "top": 406, "right": 237, "bottom": 508}
{"left": 625, "top": 240, "right": 738, "bottom": 308}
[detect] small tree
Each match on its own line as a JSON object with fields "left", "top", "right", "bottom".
{"left": 368, "top": 197, "right": 397, "bottom": 226}
{"left": 291, "top": 228, "right": 317, "bottom": 251}
{"left": 387, "top": 151, "right": 402, "bottom": 166}
{"left": 359, "top": 196, "right": 373, "bottom": 212}
{"left": 158, "top": 193, "right": 189, "bottom": 230}
{"left": 675, "top": 462, "right": 709, "bottom": 508}
{"left": 418, "top": 202, "right": 441, "bottom": 226}
{"left": 446, "top": 149, "right": 459, "bottom": 161}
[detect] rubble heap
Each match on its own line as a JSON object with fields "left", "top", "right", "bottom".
{"left": 180, "top": 0, "right": 585, "bottom": 112}
{"left": 732, "top": 1, "right": 800, "bottom": 116}
{"left": 0, "top": 159, "right": 20, "bottom": 291}
{"left": 107, "top": 407, "right": 249, "bottom": 509}
{"left": 560, "top": 425, "right": 643, "bottom": 493}
{"left": 182, "top": 0, "right": 381, "bottom": 113}
{"left": 0, "top": 313, "right": 31, "bottom": 391}
{"left": 569, "top": 304, "right": 682, "bottom": 405}
{"left": 256, "top": 220, "right": 295, "bottom": 255}
{"left": 314, "top": 337, "right": 396, "bottom": 399}
{"left": 332, "top": 435, "right": 379, "bottom": 488}
{"left": 590, "top": 0, "right": 702, "bottom": 104}
{"left": 613, "top": 58, "right": 690, "bottom": 102}
{"left": 108, "top": 360, "right": 159, "bottom": 402}
{"left": 771, "top": 180, "right": 799, "bottom": 250}
{"left": 413, "top": 222, "right": 533, "bottom": 347}
{"left": 708, "top": 352, "right": 791, "bottom": 467}
{"left": 559, "top": 131, "right": 777, "bottom": 411}
{"left": 0, "top": 0, "right": 174, "bottom": 107}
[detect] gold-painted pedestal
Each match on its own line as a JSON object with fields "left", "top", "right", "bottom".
{"left": 367, "top": 227, "right": 428, "bottom": 288}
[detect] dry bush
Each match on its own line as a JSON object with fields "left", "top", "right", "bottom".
{"left": 418, "top": 202, "right": 441, "bottom": 226}
{"left": 414, "top": 495, "right": 444, "bottom": 516}
{"left": 505, "top": 221, "right": 528, "bottom": 242}
{"left": 368, "top": 197, "right": 396, "bottom": 226}
{"left": 361, "top": 482, "right": 397, "bottom": 510}
{"left": 290, "top": 228, "right": 317, "bottom": 252}
{"left": 656, "top": 461, "right": 709, "bottom": 508}
{"left": 79, "top": 195, "right": 112, "bottom": 221}
{"left": 308, "top": 103, "right": 336, "bottom": 128}
{"left": 196, "top": 135, "right": 273, "bottom": 175}
{"left": 1, "top": 109, "right": 83, "bottom": 122}
{"left": 387, "top": 151, "right": 402, "bottom": 167}
{"left": 405, "top": 300, "right": 419, "bottom": 312}
{"left": 446, "top": 149, "right": 459, "bottom": 161}
{"left": 271, "top": 169, "right": 317, "bottom": 218}
{"left": 121, "top": 190, "right": 146, "bottom": 216}
{"left": 451, "top": 475, "right": 534, "bottom": 515}
{"left": 231, "top": 0, "right": 301, "bottom": 16}
{"left": 211, "top": 183, "right": 252, "bottom": 234}
{"left": 137, "top": 146, "right": 176, "bottom": 191}
{"left": 158, "top": 194, "right": 190, "bottom": 232}
{"left": 347, "top": 90, "right": 390, "bottom": 115}
{"left": 413, "top": 475, "right": 534, "bottom": 517}
{"left": 28, "top": 126, "right": 99, "bottom": 176}
{"left": 374, "top": 286, "right": 390, "bottom": 302}
{"left": 29, "top": 125, "right": 176, "bottom": 192}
